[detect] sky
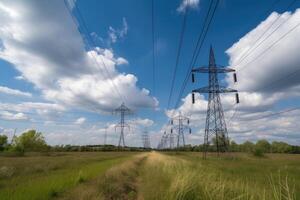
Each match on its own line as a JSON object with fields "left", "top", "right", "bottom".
{"left": 0, "top": 0, "right": 300, "bottom": 147}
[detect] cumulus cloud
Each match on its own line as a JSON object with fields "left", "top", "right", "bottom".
{"left": 0, "top": 111, "right": 28, "bottom": 121}
{"left": 226, "top": 10, "right": 300, "bottom": 94}
{"left": 130, "top": 118, "right": 154, "bottom": 127}
{"left": 42, "top": 117, "right": 154, "bottom": 146}
{"left": 0, "top": 102, "right": 66, "bottom": 120}
{"left": 0, "top": 0, "right": 157, "bottom": 114}
{"left": 0, "top": 86, "right": 31, "bottom": 97}
{"left": 164, "top": 9, "right": 300, "bottom": 145}
{"left": 74, "top": 117, "right": 86, "bottom": 125}
{"left": 177, "top": 0, "right": 200, "bottom": 13}
{"left": 108, "top": 17, "right": 128, "bottom": 44}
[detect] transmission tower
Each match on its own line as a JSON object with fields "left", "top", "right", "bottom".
{"left": 158, "top": 131, "right": 169, "bottom": 149}
{"left": 170, "top": 112, "right": 192, "bottom": 148}
{"left": 191, "top": 46, "right": 239, "bottom": 158}
{"left": 103, "top": 126, "right": 107, "bottom": 145}
{"left": 169, "top": 129, "right": 176, "bottom": 149}
{"left": 142, "top": 128, "right": 151, "bottom": 149}
{"left": 114, "top": 103, "right": 133, "bottom": 147}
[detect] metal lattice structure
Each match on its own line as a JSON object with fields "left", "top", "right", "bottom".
{"left": 170, "top": 112, "right": 192, "bottom": 148}
{"left": 191, "top": 47, "right": 239, "bottom": 158}
{"left": 142, "top": 128, "right": 151, "bottom": 149}
{"left": 157, "top": 130, "right": 173, "bottom": 149}
{"left": 114, "top": 103, "right": 133, "bottom": 147}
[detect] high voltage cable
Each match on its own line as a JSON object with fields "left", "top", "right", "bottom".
{"left": 225, "top": 1, "right": 300, "bottom": 124}
{"left": 151, "top": 0, "right": 156, "bottom": 98}
{"left": 160, "top": 0, "right": 219, "bottom": 145}
{"left": 172, "top": 0, "right": 220, "bottom": 113}
{"left": 230, "top": 107, "right": 300, "bottom": 123}
{"left": 238, "top": 21, "right": 300, "bottom": 72}
{"left": 234, "top": 0, "right": 298, "bottom": 68}
{"left": 64, "top": 0, "right": 125, "bottom": 103}
{"left": 170, "top": 0, "right": 284, "bottom": 125}
{"left": 167, "top": 0, "right": 190, "bottom": 109}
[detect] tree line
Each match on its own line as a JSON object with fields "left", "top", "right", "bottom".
{"left": 0, "top": 130, "right": 299, "bottom": 155}
{"left": 173, "top": 139, "right": 300, "bottom": 154}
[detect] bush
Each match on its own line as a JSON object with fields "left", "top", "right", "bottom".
{"left": 11, "top": 130, "right": 48, "bottom": 152}
{"left": 252, "top": 148, "right": 264, "bottom": 157}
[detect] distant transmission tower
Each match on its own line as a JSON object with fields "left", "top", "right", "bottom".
{"left": 142, "top": 128, "right": 151, "bottom": 149}
{"left": 170, "top": 112, "right": 192, "bottom": 148}
{"left": 103, "top": 126, "right": 107, "bottom": 145}
{"left": 169, "top": 129, "right": 175, "bottom": 149}
{"left": 191, "top": 46, "right": 239, "bottom": 158}
{"left": 114, "top": 103, "right": 133, "bottom": 147}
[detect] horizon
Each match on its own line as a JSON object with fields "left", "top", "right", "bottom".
{"left": 0, "top": 0, "right": 300, "bottom": 147}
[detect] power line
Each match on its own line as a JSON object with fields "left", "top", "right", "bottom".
{"left": 167, "top": 0, "right": 189, "bottom": 109}
{"left": 64, "top": 0, "right": 125, "bottom": 103}
{"left": 231, "top": 107, "right": 300, "bottom": 123}
{"left": 151, "top": 0, "right": 156, "bottom": 98}
{"left": 173, "top": 0, "right": 220, "bottom": 113}
{"left": 160, "top": 0, "right": 219, "bottom": 142}
{"left": 235, "top": 0, "right": 298, "bottom": 69}
{"left": 238, "top": 21, "right": 300, "bottom": 72}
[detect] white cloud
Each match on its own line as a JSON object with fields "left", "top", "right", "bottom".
{"left": 131, "top": 118, "right": 154, "bottom": 127}
{"left": 42, "top": 117, "right": 154, "bottom": 146}
{"left": 0, "top": 102, "right": 66, "bottom": 120}
{"left": 164, "top": 9, "right": 300, "bottom": 145}
{"left": 0, "top": 111, "right": 28, "bottom": 121}
{"left": 108, "top": 17, "right": 128, "bottom": 44}
{"left": 0, "top": 86, "right": 32, "bottom": 97}
{"left": 226, "top": 10, "right": 300, "bottom": 94}
{"left": 74, "top": 117, "right": 86, "bottom": 125}
{"left": 177, "top": 0, "right": 200, "bottom": 13}
{"left": 0, "top": 0, "right": 157, "bottom": 114}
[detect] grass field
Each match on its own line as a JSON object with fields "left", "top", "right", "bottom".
{"left": 0, "top": 152, "right": 299, "bottom": 200}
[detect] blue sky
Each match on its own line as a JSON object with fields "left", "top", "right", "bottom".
{"left": 0, "top": 0, "right": 300, "bottom": 147}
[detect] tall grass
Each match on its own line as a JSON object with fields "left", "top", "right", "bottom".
{"left": 58, "top": 154, "right": 148, "bottom": 200}
{"left": 139, "top": 152, "right": 297, "bottom": 200}
{"left": 0, "top": 152, "right": 136, "bottom": 200}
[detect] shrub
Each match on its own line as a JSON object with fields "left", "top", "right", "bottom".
{"left": 252, "top": 148, "right": 264, "bottom": 157}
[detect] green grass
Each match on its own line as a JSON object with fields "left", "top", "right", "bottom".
{"left": 138, "top": 152, "right": 300, "bottom": 200}
{"left": 57, "top": 153, "right": 148, "bottom": 200}
{"left": 0, "top": 152, "right": 137, "bottom": 200}
{"left": 1, "top": 152, "right": 299, "bottom": 200}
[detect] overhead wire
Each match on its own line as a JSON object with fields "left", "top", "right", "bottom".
{"left": 151, "top": 0, "right": 156, "bottom": 98}
{"left": 172, "top": 0, "right": 220, "bottom": 114}
{"left": 226, "top": 1, "right": 300, "bottom": 124}
{"left": 238, "top": 20, "right": 300, "bottom": 72}
{"left": 167, "top": 0, "right": 190, "bottom": 109}
{"left": 234, "top": 0, "right": 297, "bottom": 68}
{"left": 64, "top": 0, "right": 125, "bottom": 103}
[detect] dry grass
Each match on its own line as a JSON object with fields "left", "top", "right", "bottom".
{"left": 138, "top": 152, "right": 298, "bottom": 200}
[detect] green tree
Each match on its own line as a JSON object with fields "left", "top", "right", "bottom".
{"left": 230, "top": 140, "right": 239, "bottom": 152}
{"left": 256, "top": 140, "right": 271, "bottom": 153}
{"left": 14, "top": 130, "right": 48, "bottom": 152}
{"left": 0, "top": 135, "right": 8, "bottom": 151}
{"left": 271, "top": 141, "right": 292, "bottom": 153}
{"left": 241, "top": 141, "right": 254, "bottom": 152}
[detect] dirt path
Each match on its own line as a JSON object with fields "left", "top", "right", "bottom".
{"left": 57, "top": 153, "right": 148, "bottom": 200}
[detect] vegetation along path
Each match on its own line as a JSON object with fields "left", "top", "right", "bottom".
{"left": 1, "top": 152, "right": 300, "bottom": 200}
{"left": 0, "top": 152, "right": 137, "bottom": 200}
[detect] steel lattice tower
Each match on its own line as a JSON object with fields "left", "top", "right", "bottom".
{"left": 114, "top": 103, "right": 133, "bottom": 147}
{"left": 191, "top": 47, "right": 239, "bottom": 158}
{"left": 142, "top": 129, "right": 151, "bottom": 149}
{"left": 170, "top": 112, "right": 192, "bottom": 148}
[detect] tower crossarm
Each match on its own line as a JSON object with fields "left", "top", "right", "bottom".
{"left": 192, "top": 66, "right": 235, "bottom": 73}
{"left": 193, "top": 86, "right": 237, "bottom": 93}
{"left": 115, "top": 122, "right": 130, "bottom": 130}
